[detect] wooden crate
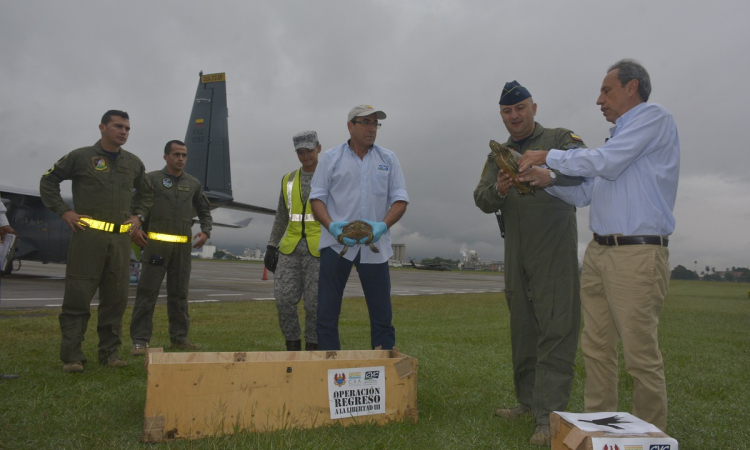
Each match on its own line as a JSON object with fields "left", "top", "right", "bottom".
{"left": 142, "top": 349, "right": 418, "bottom": 442}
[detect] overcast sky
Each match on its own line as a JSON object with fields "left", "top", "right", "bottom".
{"left": 1, "top": 1, "right": 748, "bottom": 272}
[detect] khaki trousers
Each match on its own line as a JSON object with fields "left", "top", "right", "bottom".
{"left": 580, "top": 240, "right": 670, "bottom": 432}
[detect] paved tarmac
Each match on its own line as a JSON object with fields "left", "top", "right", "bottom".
{"left": 0, "top": 260, "right": 505, "bottom": 310}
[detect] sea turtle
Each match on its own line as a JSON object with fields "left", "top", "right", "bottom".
{"left": 489, "top": 140, "right": 535, "bottom": 195}
{"left": 338, "top": 220, "right": 380, "bottom": 257}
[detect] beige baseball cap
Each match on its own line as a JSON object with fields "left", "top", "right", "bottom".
{"left": 348, "top": 105, "right": 386, "bottom": 122}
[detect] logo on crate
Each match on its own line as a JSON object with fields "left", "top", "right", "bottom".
{"left": 600, "top": 445, "right": 621, "bottom": 450}
{"left": 623, "top": 445, "right": 643, "bottom": 450}
{"left": 365, "top": 370, "right": 380, "bottom": 381}
{"left": 332, "top": 372, "right": 346, "bottom": 387}
{"left": 649, "top": 446, "right": 670, "bottom": 450}
{"left": 349, "top": 372, "right": 362, "bottom": 385}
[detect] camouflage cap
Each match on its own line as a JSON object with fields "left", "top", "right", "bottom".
{"left": 347, "top": 104, "right": 387, "bottom": 122}
{"left": 293, "top": 130, "right": 319, "bottom": 151}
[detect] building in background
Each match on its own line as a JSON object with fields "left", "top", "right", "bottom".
{"left": 459, "top": 249, "right": 504, "bottom": 272}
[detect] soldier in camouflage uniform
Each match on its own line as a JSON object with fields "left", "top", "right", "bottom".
{"left": 264, "top": 131, "right": 322, "bottom": 351}
{"left": 129, "top": 140, "right": 213, "bottom": 355}
{"left": 473, "top": 81, "right": 586, "bottom": 446}
{"left": 40, "top": 110, "right": 153, "bottom": 373}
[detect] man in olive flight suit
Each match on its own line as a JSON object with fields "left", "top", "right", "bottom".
{"left": 130, "top": 140, "right": 212, "bottom": 355}
{"left": 473, "top": 81, "right": 585, "bottom": 446}
{"left": 40, "top": 110, "right": 153, "bottom": 373}
{"left": 264, "top": 131, "right": 322, "bottom": 351}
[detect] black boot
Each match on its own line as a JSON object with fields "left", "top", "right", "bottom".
{"left": 305, "top": 342, "right": 318, "bottom": 351}
{"left": 286, "top": 340, "right": 302, "bottom": 351}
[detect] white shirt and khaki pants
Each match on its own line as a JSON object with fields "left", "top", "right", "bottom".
{"left": 545, "top": 102, "right": 680, "bottom": 432}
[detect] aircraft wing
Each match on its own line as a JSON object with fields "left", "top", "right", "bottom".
{"left": 0, "top": 184, "right": 42, "bottom": 199}
{"left": 220, "top": 200, "right": 275, "bottom": 216}
{"left": 193, "top": 217, "right": 253, "bottom": 229}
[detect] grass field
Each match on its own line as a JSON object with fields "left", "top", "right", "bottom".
{"left": 1, "top": 279, "right": 748, "bottom": 449}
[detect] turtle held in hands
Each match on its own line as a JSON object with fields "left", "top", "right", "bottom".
{"left": 490, "top": 140, "right": 535, "bottom": 195}
{"left": 338, "top": 220, "right": 380, "bottom": 257}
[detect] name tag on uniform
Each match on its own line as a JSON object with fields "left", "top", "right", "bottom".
{"left": 178, "top": 185, "right": 190, "bottom": 192}
{"left": 116, "top": 165, "right": 130, "bottom": 174}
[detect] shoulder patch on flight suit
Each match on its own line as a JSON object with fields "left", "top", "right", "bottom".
{"left": 92, "top": 157, "right": 109, "bottom": 171}
{"left": 162, "top": 178, "right": 173, "bottom": 188}
{"left": 570, "top": 133, "right": 582, "bottom": 142}
{"left": 116, "top": 164, "right": 130, "bottom": 173}
{"left": 178, "top": 184, "right": 190, "bottom": 192}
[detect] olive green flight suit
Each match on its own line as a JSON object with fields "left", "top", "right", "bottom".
{"left": 40, "top": 140, "right": 152, "bottom": 365}
{"left": 473, "top": 123, "right": 586, "bottom": 425}
{"left": 130, "top": 168, "right": 212, "bottom": 345}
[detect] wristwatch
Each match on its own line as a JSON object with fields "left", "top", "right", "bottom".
{"left": 548, "top": 170, "right": 557, "bottom": 186}
{"left": 137, "top": 214, "right": 146, "bottom": 223}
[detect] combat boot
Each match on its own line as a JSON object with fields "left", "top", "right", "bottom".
{"left": 495, "top": 404, "right": 531, "bottom": 419}
{"left": 171, "top": 339, "right": 199, "bottom": 350}
{"left": 286, "top": 340, "right": 302, "bottom": 351}
{"left": 131, "top": 343, "right": 147, "bottom": 356}
{"left": 305, "top": 342, "right": 318, "bottom": 351}
{"left": 63, "top": 361, "right": 84, "bottom": 373}
{"left": 530, "top": 424, "right": 551, "bottom": 446}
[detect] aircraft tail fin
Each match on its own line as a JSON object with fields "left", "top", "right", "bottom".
{"left": 184, "top": 72, "right": 233, "bottom": 205}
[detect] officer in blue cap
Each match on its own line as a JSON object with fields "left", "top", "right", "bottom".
{"left": 474, "top": 80, "right": 586, "bottom": 446}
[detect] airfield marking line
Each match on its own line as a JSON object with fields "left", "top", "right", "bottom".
{"left": 188, "top": 300, "right": 220, "bottom": 303}
{"left": 207, "top": 294, "right": 243, "bottom": 297}
{"left": 2, "top": 297, "right": 65, "bottom": 301}
{"left": 254, "top": 297, "right": 276, "bottom": 301}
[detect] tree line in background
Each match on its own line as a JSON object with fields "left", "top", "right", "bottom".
{"left": 671, "top": 265, "right": 750, "bottom": 282}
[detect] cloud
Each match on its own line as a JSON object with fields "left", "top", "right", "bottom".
{"left": 1, "top": 0, "right": 749, "bottom": 271}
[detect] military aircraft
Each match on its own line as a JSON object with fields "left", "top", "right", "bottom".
{"left": 409, "top": 258, "right": 452, "bottom": 271}
{"left": 0, "top": 72, "right": 274, "bottom": 274}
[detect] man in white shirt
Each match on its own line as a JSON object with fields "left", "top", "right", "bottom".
{"left": 309, "top": 105, "right": 409, "bottom": 351}
{"left": 517, "top": 59, "right": 680, "bottom": 432}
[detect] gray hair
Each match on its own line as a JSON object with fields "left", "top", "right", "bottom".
{"left": 608, "top": 59, "right": 651, "bottom": 102}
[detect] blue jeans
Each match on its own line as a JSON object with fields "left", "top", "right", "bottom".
{"left": 316, "top": 247, "right": 395, "bottom": 350}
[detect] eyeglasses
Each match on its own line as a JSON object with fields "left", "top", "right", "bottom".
{"left": 352, "top": 120, "right": 382, "bottom": 129}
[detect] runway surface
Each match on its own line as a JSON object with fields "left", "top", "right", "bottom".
{"left": 0, "top": 260, "right": 505, "bottom": 310}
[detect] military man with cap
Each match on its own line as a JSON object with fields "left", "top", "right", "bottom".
{"left": 473, "top": 82, "right": 585, "bottom": 445}
{"left": 129, "top": 140, "right": 213, "bottom": 355}
{"left": 40, "top": 109, "right": 153, "bottom": 372}
{"left": 265, "top": 131, "right": 322, "bottom": 351}
{"left": 310, "top": 105, "right": 409, "bottom": 351}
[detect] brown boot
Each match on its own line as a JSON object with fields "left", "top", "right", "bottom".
{"left": 495, "top": 404, "right": 531, "bottom": 419}
{"left": 170, "top": 339, "right": 199, "bottom": 350}
{"left": 63, "top": 361, "right": 84, "bottom": 373}
{"left": 103, "top": 357, "right": 128, "bottom": 368}
{"left": 530, "top": 424, "right": 551, "bottom": 446}
{"left": 286, "top": 340, "right": 302, "bottom": 351}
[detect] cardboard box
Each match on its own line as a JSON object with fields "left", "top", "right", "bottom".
{"left": 142, "top": 349, "right": 418, "bottom": 442}
{"left": 551, "top": 412, "right": 678, "bottom": 450}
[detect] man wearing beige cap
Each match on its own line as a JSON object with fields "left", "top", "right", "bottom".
{"left": 310, "top": 105, "right": 409, "bottom": 350}
{"left": 265, "top": 131, "right": 322, "bottom": 351}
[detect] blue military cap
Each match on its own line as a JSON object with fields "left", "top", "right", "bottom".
{"left": 499, "top": 80, "right": 532, "bottom": 105}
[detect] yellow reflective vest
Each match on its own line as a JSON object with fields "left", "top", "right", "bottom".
{"left": 278, "top": 169, "right": 320, "bottom": 257}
